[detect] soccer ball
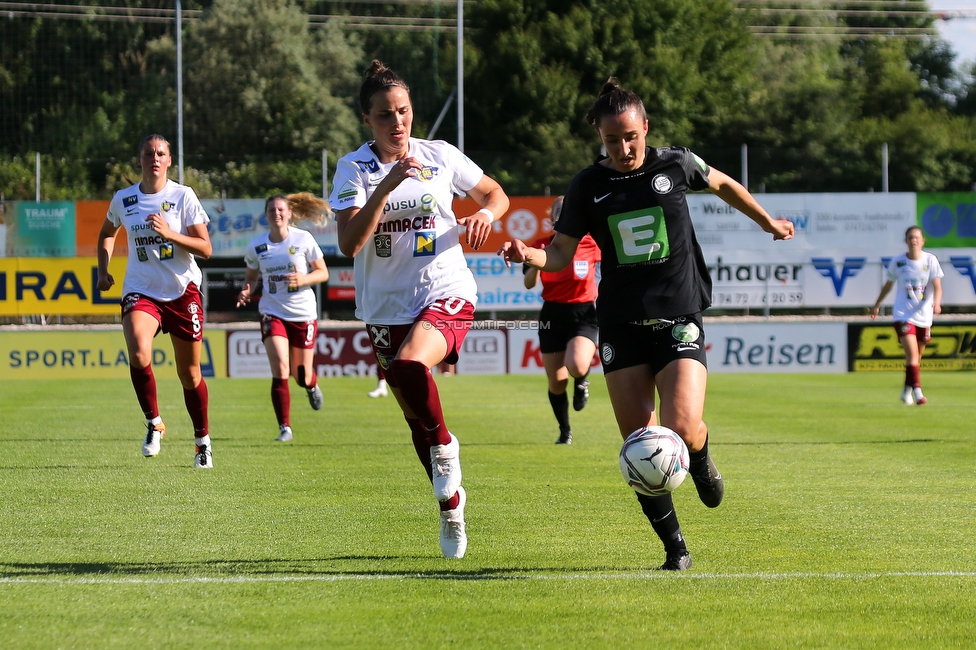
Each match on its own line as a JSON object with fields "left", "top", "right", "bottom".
{"left": 619, "top": 426, "right": 690, "bottom": 496}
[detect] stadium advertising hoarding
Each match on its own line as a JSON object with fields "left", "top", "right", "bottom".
{"left": 0, "top": 329, "right": 227, "bottom": 379}
{"left": 705, "top": 322, "right": 847, "bottom": 373}
{"left": 226, "top": 328, "right": 377, "bottom": 378}
{"left": 848, "top": 322, "right": 976, "bottom": 372}
{"left": 10, "top": 202, "right": 76, "bottom": 257}
{"left": 691, "top": 192, "right": 975, "bottom": 309}
{"left": 0, "top": 257, "right": 127, "bottom": 315}
{"left": 506, "top": 327, "right": 602, "bottom": 376}
{"left": 226, "top": 326, "right": 509, "bottom": 377}
{"left": 5, "top": 193, "right": 976, "bottom": 314}
{"left": 454, "top": 328, "right": 508, "bottom": 375}
{"left": 201, "top": 199, "right": 340, "bottom": 258}
{"left": 465, "top": 253, "right": 543, "bottom": 311}
{"left": 5, "top": 322, "right": 971, "bottom": 378}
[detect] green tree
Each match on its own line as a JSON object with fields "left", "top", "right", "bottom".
{"left": 464, "top": 0, "right": 757, "bottom": 194}
{"left": 180, "top": 0, "right": 362, "bottom": 160}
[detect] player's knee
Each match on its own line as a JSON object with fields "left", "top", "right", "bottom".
{"left": 388, "top": 358, "right": 428, "bottom": 387}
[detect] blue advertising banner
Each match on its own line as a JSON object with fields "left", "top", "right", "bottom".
{"left": 14, "top": 201, "right": 76, "bottom": 257}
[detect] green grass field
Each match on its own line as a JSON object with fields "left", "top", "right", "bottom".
{"left": 1, "top": 371, "right": 975, "bottom": 648}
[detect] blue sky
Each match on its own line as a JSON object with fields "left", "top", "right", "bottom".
{"left": 936, "top": 1, "right": 976, "bottom": 68}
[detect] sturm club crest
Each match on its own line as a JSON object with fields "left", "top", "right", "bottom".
{"left": 652, "top": 174, "right": 673, "bottom": 194}
{"left": 672, "top": 322, "right": 701, "bottom": 352}
{"left": 601, "top": 343, "right": 615, "bottom": 364}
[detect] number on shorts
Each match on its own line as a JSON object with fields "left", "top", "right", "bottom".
{"left": 434, "top": 297, "right": 466, "bottom": 315}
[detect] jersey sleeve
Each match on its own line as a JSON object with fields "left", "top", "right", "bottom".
{"left": 677, "top": 148, "right": 711, "bottom": 191}
{"left": 244, "top": 237, "right": 261, "bottom": 270}
{"left": 885, "top": 258, "right": 899, "bottom": 282}
{"left": 554, "top": 173, "right": 590, "bottom": 240}
{"left": 184, "top": 188, "right": 210, "bottom": 228}
{"left": 445, "top": 142, "right": 485, "bottom": 194}
{"left": 107, "top": 192, "right": 125, "bottom": 228}
{"left": 304, "top": 231, "right": 325, "bottom": 264}
{"left": 930, "top": 254, "right": 945, "bottom": 280}
{"left": 330, "top": 157, "right": 367, "bottom": 210}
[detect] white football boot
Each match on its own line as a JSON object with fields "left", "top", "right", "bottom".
{"left": 900, "top": 387, "right": 914, "bottom": 405}
{"left": 913, "top": 387, "right": 928, "bottom": 405}
{"left": 275, "top": 425, "right": 293, "bottom": 442}
{"left": 367, "top": 380, "right": 388, "bottom": 398}
{"left": 439, "top": 486, "right": 467, "bottom": 559}
{"left": 194, "top": 444, "right": 213, "bottom": 469}
{"left": 142, "top": 420, "right": 165, "bottom": 457}
{"left": 430, "top": 433, "right": 462, "bottom": 501}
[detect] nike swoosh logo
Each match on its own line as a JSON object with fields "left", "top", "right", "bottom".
{"left": 594, "top": 192, "right": 612, "bottom": 203}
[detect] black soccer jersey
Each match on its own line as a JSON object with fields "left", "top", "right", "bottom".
{"left": 556, "top": 146, "right": 712, "bottom": 324}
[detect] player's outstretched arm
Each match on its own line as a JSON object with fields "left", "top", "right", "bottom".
{"left": 708, "top": 168, "right": 793, "bottom": 241}
{"left": 869, "top": 280, "right": 894, "bottom": 319}
{"left": 499, "top": 232, "right": 580, "bottom": 272}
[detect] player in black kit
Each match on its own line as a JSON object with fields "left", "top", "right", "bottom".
{"left": 500, "top": 79, "right": 794, "bottom": 570}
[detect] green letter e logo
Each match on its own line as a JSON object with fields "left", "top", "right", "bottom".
{"left": 608, "top": 207, "right": 670, "bottom": 264}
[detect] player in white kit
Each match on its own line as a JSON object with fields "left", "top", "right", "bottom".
{"left": 96, "top": 134, "right": 215, "bottom": 468}
{"left": 330, "top": 60, "right": 510, "bottom": 559}
{"left": 870, "top": 226, "right": 943, "bottom": 405}
{"left": 238, "top": 193, "right": 331, "bottom": 441}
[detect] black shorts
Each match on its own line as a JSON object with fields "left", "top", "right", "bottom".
{"left": 599, "top": 313, "right": 708, "bottom": 375}
{"left": 538, "top": 301, "right": 599, "bottom": 353}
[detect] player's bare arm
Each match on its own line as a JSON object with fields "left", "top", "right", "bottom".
{"left": 499, "top": 232, "right": 580, "bottom": 272}
{"left": 285, "top": 258, "right": 330, "bottom": 290}
{"left": 708, "top": 168, "right": 794, "bottom": 241}
{"left": 870, "top": 280, "right": 894, "bottom": 319}
{"left": 237, "top": 267, "right": 261, "bottom": 307}
{"left": 96, "top": 217, "right": 122, "bottom": 291}
{"left": 456, "top": 175, "right": 510, "bottom": 251}
{"left": 147, "top": 216, "right": 213, "bottom": 259}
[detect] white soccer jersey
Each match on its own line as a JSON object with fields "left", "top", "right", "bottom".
{"left": 107, "top": 180, "right": 210, "bottom": 301}
{"left": 886, "top": 251, "right": 944, "bottom": 327}
{"left": 244, "top": 227, "right": 324, "bottom": 321}
{"left": 329, "top": 138, "right": 481, "bottom": 324}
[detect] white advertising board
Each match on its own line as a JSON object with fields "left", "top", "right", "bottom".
{"left": 227, "top": 330, "right": 273, "bottom": 378}
{"left": 705, "top": 322, "right": 848, "bottom": 373}
{"left": 202, "top": 199, "right": 340, "bottom": 258}
{"left": 690, "top": 192, "right": 917, "bottom": 258}
{"left": 465, "top": 254, "right": 544, "bottom": 312}
{"left": 454, "top": 328, "right": 507, "bottom": 375}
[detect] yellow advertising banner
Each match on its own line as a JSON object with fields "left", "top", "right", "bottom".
{"left": 0, "top": 257, "right": 127, "bottom": 315}
{"left": 0, "top": 330, "right": 226, "bottom": 379}
{"left": 850, "top": 323, "right": 976, "bottom": 371}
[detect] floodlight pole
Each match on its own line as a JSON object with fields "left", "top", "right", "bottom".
{"left": 881, "top": 142, "right": 889, "bottom": 193}
{"left": 457, "top": 0, "right": 464, "bottom": 152}
{"left": 176, "top": 0, "right": 185, "bottom": 184}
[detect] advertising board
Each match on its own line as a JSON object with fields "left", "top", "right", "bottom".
{"left": 705, "top": 322, "right": 847, "bottom": 373}
{"left": 848, "top": 322, "right": 976, "bottom": 371}
{"left": 0, "top": 257, "right": 127, "bottom": 315}
{"left": 506, "top": 327, "right": 602, "bottom": 376}
{"left": 201, "top": 199, "right": 340, "bottom": 258}
{"left": 0, "top": 329, "right": 226, "bottom": 379}
{"left": 226, "top": 328, "right": 377, "bottom": 378}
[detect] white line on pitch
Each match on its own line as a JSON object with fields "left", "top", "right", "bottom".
{"left": 2, "top": 570, "right": 976, "bottom": 585}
